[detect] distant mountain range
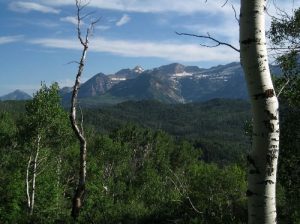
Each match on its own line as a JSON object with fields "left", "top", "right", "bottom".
{"left": 2, "top": 62, "right": 281, "bottom": 105}
{"left": 61, "top": 62, "right": 280, "bottom": 105}
{"left": 0, "top": 90, "right": 32, "bottom": 101}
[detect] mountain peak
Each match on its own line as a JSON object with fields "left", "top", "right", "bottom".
{"left": 133, "top": 65, "right": 144, "bottom": 73}
{"left": 0, "top": 90, "right": 32, "bottom": 101}
{"left": 158, "top": 63, "right": 185, "bottom": 74}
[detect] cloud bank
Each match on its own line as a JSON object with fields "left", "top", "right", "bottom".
{"left": 30, "top": 37, "right": 239, "bottom": 63}
{"left": 39, "top": 0, "right": 237, "bottom": 15}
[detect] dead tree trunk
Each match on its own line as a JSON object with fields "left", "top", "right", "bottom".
{"left": 70, "top": 0, "right": 98, "bottom": 219}
{"left": 70, "top": 37, "right": 88, "bottom": 220}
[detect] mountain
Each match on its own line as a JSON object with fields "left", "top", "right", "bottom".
{"left": 77, "top": 73, "right": 112, "bottom": 97}
{"left": 61, "top": 66, "right": 144, "bottom": 103}
{"left": 0, "top": 90, "right": 32, "bottom": 101}
{"left": 105, "top": 62, "right": 247, "bottom": 103}
{"left": 60, "top": 62, "right": 280, "bottom": 105}
{"left": 108, "top": 66, "right": 185, "bottom": 103}
{"left": 59, "top": 86, "right": 73, "bottom": 95}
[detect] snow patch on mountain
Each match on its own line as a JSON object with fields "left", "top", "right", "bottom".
{"left": 172, "top": 71, "right": 193, "bottom": 78}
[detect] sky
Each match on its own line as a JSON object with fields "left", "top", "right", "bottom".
{"left": 0, "top": 0, "right": 298, "bottom": 96}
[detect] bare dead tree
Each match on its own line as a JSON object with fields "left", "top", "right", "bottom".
{"left": 70, "top": 0, "right": 98, "bottom": 219}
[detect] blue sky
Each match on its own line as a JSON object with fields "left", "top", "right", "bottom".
{"left": 0, "top": 0, "right": 297, "bottom": 96}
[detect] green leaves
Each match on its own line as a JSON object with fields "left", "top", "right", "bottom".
{"left": 269, "top": 9, "right": 300, "bottom": 222}
{"left": 0, "top": 112, "right": 17, "bottom": 148}
{"left": 0, "top": 97, "right": 251, "bottom": 223}
{"left": 269, "top": 8, "right": 300, "bottom": 46}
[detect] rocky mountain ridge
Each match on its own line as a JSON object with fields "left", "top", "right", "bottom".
{"left": 61, "top": 62, "right": 252, "bottom": 104}
{"left": 2, "top": 62, "right": 281, "bottom": 104}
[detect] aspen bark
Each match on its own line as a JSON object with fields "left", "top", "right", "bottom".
{"left": 26, "top": 155, "right": 32, "bottom": 211}
{"left": 26, "top": 134, "right": 41, "bottom": 215}
{"left": 56, "top": 155, "right": 62, "bottom": 216}
{"left": 240, "top": 1, "right": 279, "bottom": 223}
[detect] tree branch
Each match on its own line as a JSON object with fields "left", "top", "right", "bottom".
{"left": 221, "top": 0, "right": 229, "bottom": 8}
{"left": 167, "top": 169, "right": 203, "bottom": 214}
{"left": 231, "top": 4, "right": 240, "bottom": 24}
{"left": 277, "top": 78, "right": 290, "bottom": 98}
{"left": 176, "top": 32, "right": 240, "bottom": 52}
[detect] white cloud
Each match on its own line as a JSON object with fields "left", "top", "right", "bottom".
{"left": 9, "top": 1, "right": 60, "bottom": 14}
{"left": 35, "top": 21, "right": 60, "bottom": 28}
{"left": 29, "top": 37, "right": 239, "bottom": 63}
{"left": 116, "top": 14, "right": 131, "bottom": 26}
{"left": 0, "top": 35, "right": 23, "bottom": 45}
{"left": 95, "top": 25, "right": 111, "bottom": 31}
{"left": 60, "top": 16, "right": 78, "bottom": 25}
{"left": 38, "top": 0, "right": 298, "bottom": 20}
{"left": 39, "top": 0, "right": 239, "bottom": 14}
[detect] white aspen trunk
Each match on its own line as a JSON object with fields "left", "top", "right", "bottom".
{"left": 29, "top": 134, "right": 41, "bottom": 215}
{"left": 56, "top": 155, "right": 62, "bottom": 216}
{"left": 240, "top": 1, "right": 279, "bottom": 223}
{"left": 26, "top": 155, "right": 32, "bottom": 210}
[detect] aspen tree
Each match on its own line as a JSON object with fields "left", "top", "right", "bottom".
{"left": 240, "top": 1, "right": 279, "bottom": 223}
{"left": 178, "top": 1, "right": 280, "bottom": 223}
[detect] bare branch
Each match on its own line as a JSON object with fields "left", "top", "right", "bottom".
{"left": 231, "top": 4, "right": 240, "bottom": 24}
{"left": 277, "top": 78, "right": 290, "bottom": 98}
{"left": 66, "top": 61, "right": 81, "bottom": 65}
{"left": 176, "top": 31, "right": 240, "bottom": 52}
{"left": 268, "top": 47, "right": 300, "bottom": 51}
{"left": 198, "top": 42, "right": 221, "bottom": 48}
{"left": 76, "top": 0, "right": 90, "bottom": 11}
{"left": 36, "top": 163, "right": 50, "bottom": 177}
{"left": 221, "top": 0, "right": 229, "bottom": 8}
{"left": 36, "top": 156, "right": 48, "bottom": 169}
{"left": 272, "top": 0, "right": 291, "bottom": 19}
{"left": 186, "top": 196, "right": 203, "bottom": 214}
{"left": 167, "top": 169, "right": 203, "bottom": 214}
{"left": 205, "top": 0, "right": 230, "bottom": 8}
{"left": 265, "top": 7, "right": 279, "bottom": 21}
{"left": 80, "top": 11, "right": 96, "bottom": 21}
